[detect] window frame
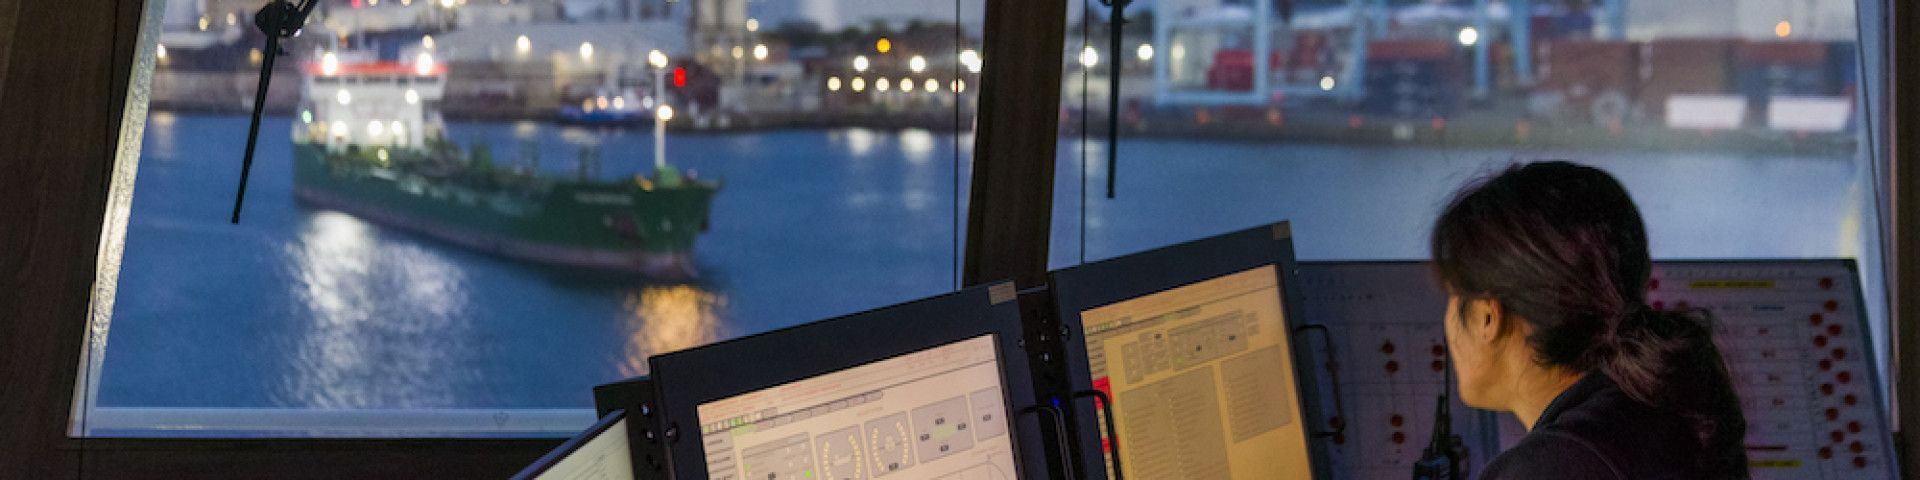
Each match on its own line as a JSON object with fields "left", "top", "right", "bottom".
{"left": 0, "top": 0, "right": 1068, "bottom": 478}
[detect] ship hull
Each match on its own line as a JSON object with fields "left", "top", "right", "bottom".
{"left": 292, "top": 143, "right": 716, "bottom": 279}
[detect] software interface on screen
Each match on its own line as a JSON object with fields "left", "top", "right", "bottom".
{"left": 1079, "top": 265, "right": 1312, "bottom": 480}
{"left": 696, "top": 335, "right": 1018, "bottom": 480}
{"left": 531, "top": 417, "right": 635, "bottom": 480}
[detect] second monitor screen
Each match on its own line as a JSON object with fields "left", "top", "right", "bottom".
{"left": 696, "top": 334, "right": 1018, "bottom": 480}
{"left": 1080, "top": 265, "right": 1312, "bottom": 480}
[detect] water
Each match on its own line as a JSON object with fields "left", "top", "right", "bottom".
{"left": 100, "top": 112, "right": 1885, "bottom": 414}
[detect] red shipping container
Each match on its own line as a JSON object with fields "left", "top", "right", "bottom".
{"left": 1636, "top": 38, "right": 1733, "bottom": 117}
{"left": 1369, "top": 39, "right": 1456, "bottom": 62}
{"left": 1534, "top": 40, "right": 1636, "bottom": 124}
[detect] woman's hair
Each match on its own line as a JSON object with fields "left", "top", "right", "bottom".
{"left": 1430, "top": 161, "right": 1746, "bottom": 475}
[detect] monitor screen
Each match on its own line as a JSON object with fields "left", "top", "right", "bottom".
{"left": 1077, "top": 264, "right": 1313, "bottom": 479}
{"left": 695, "top": 334, "right": 1018, "bottom": 480}
{"left": 514, "top": 411, "right": 635, "bottom": 480}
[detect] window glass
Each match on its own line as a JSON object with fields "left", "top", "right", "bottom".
{"left": 84, "top": 0, "right": 983, "bottom": 437}
{"left": 1052, "top": 0, "right": 1890, "bottom": 384}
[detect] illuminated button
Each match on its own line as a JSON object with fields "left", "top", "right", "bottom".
{"left": 1390, "top": 414, "right": 1404, "bottom": 427}
{"left": 1831, "top": 430, "right": 1845, "bottom": 443}
{"left": 1820, "top": 359, "right": 1834, "bottom": 371}
{"left": 1385, "top": 360, "right": 1401, "bottom": 373}
{"left": 1431, "top": 360, "right": 1445, "bottom": 372}
{"left": 1382, "top": 342, "right": 1396, "bottom": 354}
{"left": 1825, "top": 300, "right": 1840, "bottom": 312}
{"left": 1821, "top": 277, "right": 1835, "bottom": 289}
{"left": 1826, "top": 408, "right": 1840, "bottom": 421}
{"left": 1834, "top": 348, "right": 1849, "bottom": 360}
{"left": 1851, "top": 441, "right": 1865, "bottom": 453}
{"left": 1849, "top": 421, "right": 1863, "bottom": 433}
{"left": 1649, "top": 279, "right": 1660, "bottom": 290}
{"left": 1819, "top": 447, "right": 1833, "bottom": 459}
{"left": 1854, "top": 456, "right": 1868, "bottom": 468}
{"left": 1838, "top": 371, "right": 1852, "bottom": 384}
{"left": 1811, "top": 314, "right": 1825, "bottom": 326}
{"left": 1391, "top": 432, "right": 1406, "bottom": 444}
{"left": 1844, "top": 394, "right": 1859, "bottom": 406}
{"left": 1821, "top": 384, "right": 1835, "bottom": 396}
{"left": 1815, "top": 336, "right": 1828, "bottom": 347}
{"left": 1432, "top": 345, "right": 1446, "bottom": 357}
{"left": 1829, "top": 324, "right": 1843, "bottom": 336}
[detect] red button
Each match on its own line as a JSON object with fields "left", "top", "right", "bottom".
{"left": 1811, "top": 314, "right": 1826, "bottom": 326}
{"left": 1385, "top": 360, "right": 1400, "bottom": 373}
{"left": 1333, "top": 432, "right": 1346, "bottom": 445}
{"left": 1820, "top": 359, "right": 1834, "bottom": 371}
{"left": 1826, "top": 408, "right": 1841, "bottom": 420}
{"left": 1819, "top": 447, "right": 1833, "bottom": 459}
{"left": 1844, "top": 394, "right": 1859, "bottom": 406}
{"left": 1834, "top": 348, "right": 1849, "bottom": 360}
{"left": 1815, "top": 336, "right": 1829, "bottom": 347}
{"left": 1649, "top": 279, "right": 1661, "bottom": 290}
{"left": 1821, "top": 277, "right": 1835, "bottom": 289}
{"left": 1432, "top": 345, "right": 1446, "bottom": 357}
{"left": 1382, "top": 342, "right": 1396, "bottom": 354}
{"left": 1851, "top": 441, "right": 1865, "bottom": 453}
{"left": 1826, "top": 300, "right": 1840, "bottom": 312}
{"left": 1391, "top": 432, "right": 1406, "bottom": 444}
{"left": 1839, "top": 371, "right": 1853, "bottom": 384}
{"left": 1832, "top": 430, "right": 1846, "bottom": 443}
{"left": 1829, "top": 324, "right": 1843, "bottom": 336}
{"left": 1849, "top": 421, "right": 1863, "bottom": 433}
{"left": 1390, "top": 414, "right": 1404, "bottom": 427}
{"left": 1855, "top": 456, "right": 1868, "bottom": 468}
{"left": 1330, "top": 416, "right": 1346, "bottom": 429}
{"left": 1822, "top": 384, "right": 1835, "bottom": 395}
{"left": 1431, "top": 360, "right": 1445, "bottom": 372}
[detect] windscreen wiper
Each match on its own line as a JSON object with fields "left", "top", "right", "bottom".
{"left": 231, "top": 0, "right": 319, "bottom": 223}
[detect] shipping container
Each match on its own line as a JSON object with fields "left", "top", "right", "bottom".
{"left": 1635, "top": 38, "right": 1733, "bottom": 118}
{"left": 1534, "top": 40, "right": 1636, "bottom": 124}
{"left": 1361, "top": 40, "right": 1463, "bottom": 117}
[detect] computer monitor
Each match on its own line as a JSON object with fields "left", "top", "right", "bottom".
{"left": 513, "top": 410, "right": 636, "bottom": 480}
{"left": 1049, "top": 222, "right": 1330, "bottom": 480}
{"left": 648, "top": 283, "right": 1043, "bottom": 480}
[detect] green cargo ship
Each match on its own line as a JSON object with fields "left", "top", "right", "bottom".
{"left": 292, "top": 54, "right": 717, "bottom": 278}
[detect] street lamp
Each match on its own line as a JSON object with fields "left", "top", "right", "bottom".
{"left": 1137, "top": 43, "right": 1153, "bottom": 62}
{"left": 753, "top": 44, "right": 768, "bottom": 61}
{"left": 1079, "top": 46, "right": 1099, "bottom": 68}
{"left": 853, "top": 55, "right": 870, "bottom": 73}
{"left": 909, "top": 55, "right": 927, "bottom": 73}
{"left": 648, "top": 49, "right": 670, "bottom": 170}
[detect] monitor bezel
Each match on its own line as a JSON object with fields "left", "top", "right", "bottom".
{"left": 648, "top": 282, "right": 1041, "bottom": 480}
{"left": 511, "top": 409, "right": 628, "bottom": 480}
{"left": 1048, "top": 221, "right": 1332, "bottom": 480}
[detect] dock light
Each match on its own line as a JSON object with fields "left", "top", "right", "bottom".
{"left": 405, "top": 88, "right": 420, "bottom": 104}
{"left": 827, "top": 76, "right": 842, "bottom": 91}
{"left": 902, "top": 78, "right": 916, "bottom": 92}
{"left": 249, "top": 48, "right": 264, "bottom": 65}
{"left": 649, "top": 49, "right": 669, "bottom": 69}
{"left": 368, "top": 120, "right": 385, "bottom": 137}
{"left": 377, "top": 149, "right": 389, "bottom": 161}
{"left": 321, "top": 51, "right": 340, "bottom": 75}
{"left": 516, "top": 35, "right": 531, "bottom": 54}
{"left": 909, "top": 55, "right": 927, "bottom": 73}
{"left": 753, "top": 44, "right": 768, "bottom": 60}
{"left": 952, "top": 79, "right": 965, "bottom": 93}
{"left": 853, "top": 55, "right": 870, "bottom": 72}
{"left": 580, "top": 42, "right": 595, "bottom": 61}
{"left": 390, "top": 121, "right": 405, "bottom": 137}
{"left": 924, "top": 78, "right": 937, "bottom": 92}
{"left": 656, "top": 105, "right": 674, "bottom": 122}
{"left": 1776, "top": 20, "right": 1792, "bottom": 38}
{"left": 959, "top": 49, "right": 981, "bottom": 73}
{"left": 1137, "top": 43, "right": 1153, "bottom": 62}
{"left": 301, "top": 109, "right": 313, "bottom": 124}
{"left": 876, "top": 38, "right": 892, "bottom": 54}
{"left": 613, "top": 96, "right": 625, "bottom": 109}
{"left": 1457, "top": 27, "right": 1479, "bottom": 47}
{"left": 439, "top": 0, "right": 455, "bottom": 8}
{"left": 1320, "top": 76, "right": 1336, "bottom": 91}
{"left": 226, "top": 12, "right": 238, "bottom": 26}
{"left": 336, "top": 88, "right": 352, "bottom": 105}
{"left": 732, "top": 46, "right": 744, "bottom": 59}
{"left": 198, "top": 16, "right": 209, "bottom": 31}
{"left": 422, "top": 34, "right": 436, "bottom": 49}
{"left": 746, "top": 18, "right": 759, "bottom": 32}
{"left": 157, "top": 44, "right": 168, "bottom": 61}
{"left": 596, "top": 96, "right": 609, "bottom": 110}
{"left": 851, "top": 77, "right": 866, "bottom": 92}
{"left": 1079, "top": 46, "right": 1099, "bottom": 68}
{"left": 332, "top": 121, "right": 347, "bottom": 137}
{"left": 415, "top": 51, "right": 436, "bottom": 76}
{"left": 876, "top": 77, "right": 891, "bottom": 92}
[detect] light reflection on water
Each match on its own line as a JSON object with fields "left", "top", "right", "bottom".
{"left": 618, "top": 286, "right": 727, "bottom": 378}
{"left": 281, "top": 211, "right": 478, "bottom": 408}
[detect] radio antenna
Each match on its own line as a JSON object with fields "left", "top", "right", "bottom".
{"left": 231, "top": 0, "right": 319, "bottom": 223}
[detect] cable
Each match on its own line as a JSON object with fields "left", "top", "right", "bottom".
{"left": 1079, "top": 0, "right": 1092, "bottom": 265}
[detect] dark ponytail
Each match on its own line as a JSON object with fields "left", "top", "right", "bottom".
{"left": 1431, "top": 162, "right": 1746, "bottom": 476}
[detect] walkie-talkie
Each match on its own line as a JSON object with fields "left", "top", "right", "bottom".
{"left": 1413, "top": 358, "right": 1466, "bottom": 480}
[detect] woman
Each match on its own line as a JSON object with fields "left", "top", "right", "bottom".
{"left": 1431, "top": 162, "right": 1749, "bottom": 479}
